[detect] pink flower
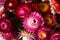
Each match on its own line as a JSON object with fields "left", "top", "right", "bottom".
{"left": 23, "top": 12, "right": 44, "bottom": 33}
{"left": 0, "top": 0, "right": 4, "bottom": 6}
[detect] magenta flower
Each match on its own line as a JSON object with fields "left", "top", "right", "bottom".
{"left": 15, "top": 4, "right": 31, "bottom": 19}
{"left": 36, "top": 26, "right": 51, "bottom": 40}
{"left": 0, "top": 18, "right": 12, "bottom": 33}
{"left": 50, "top": 33, "right": 60, "bottom": 40}
{"left": 23, "top": 12, "right": 44, "bottom": 33}
{"left": 0, "top": 0, "right": 4, "bottom": 6}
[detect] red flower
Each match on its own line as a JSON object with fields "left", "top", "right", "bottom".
{"left": 52, "top": 0, "right": 60, "bottom": 14}
{"left": 4, "top": 0, "right": 18, "bottom": 10}
{"left": 35, "top": 26, "right": 51, "bottom": 40}
{"left": 43, "top": 13, "right": 56, "bottom": 27}
{"left": 0, "top": 18, "right": 12, "bottom": 33}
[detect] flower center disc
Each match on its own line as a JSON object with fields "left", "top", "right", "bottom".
{"left": 39, "top": 3, "right": 49, "bottom": 12}
{"left": 39, "top": 32, "right": 46, "bottom": 39}
{"left": 1, "top": 22, "right": 7, "bottom": 29}
{"left": 45, "top": 17, "right": 52, "bottom": 25}
{"left": 27, "top": 17, "right": 38, "bottom": 28}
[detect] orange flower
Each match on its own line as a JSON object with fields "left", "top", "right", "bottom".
{"left": 38, "top": 2, "right": 50, "bottom": 13}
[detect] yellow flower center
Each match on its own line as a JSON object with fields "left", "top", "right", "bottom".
{"left": 45, "top": 17, "right": 52, "bottom": 25}
{"left": 39, "top": 3, "right": 49, "bottom": 12}
{"left": 39, "top": 32, "right": 46, "bottom": 39}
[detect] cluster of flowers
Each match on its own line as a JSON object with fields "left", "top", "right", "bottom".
{"left": 0, "top": 0, "right": 60, "bottom": 40}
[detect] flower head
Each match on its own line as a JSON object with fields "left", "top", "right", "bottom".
{"left": 23, "top": 12, "right": 44, "bottom": 33}
{"left": 52, "top": 0, "right": 60, "bottom": 14}
{"left": 36, "top": 26, "right": 51, "bottom": 40}
{"left": 38, "top": 2, "right": 50, "bottom": 13}
{"left": 50, "top": 33, "right": 60, "bottom": 40}
{"left": 44, "top": 13, "right": 56, "bottom": 27}
{"left": 15, "top": 4, "right": 31, "bottom": 19}
{"left": 0, "top": 18, "right": 12, "bottom": 33}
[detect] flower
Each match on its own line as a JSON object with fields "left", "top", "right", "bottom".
{"left": 36, "top": 27, "right": 51, "bottom": 40}
{"left": 23, "top": 12, "right": 44, "bottom": 33}
{"left": 4, "top": 0, "right": 18, "bottom": 10}
{"left": 52, "top": 0, "right": 60, "bottom": 14}
{"left": 43, "top": 13, "right": 56, "bottom": 27}
{"left": 38, "top": 2, "right": 50, "bottom": 13}
{"left": 15, "top": 4, "right": 31, "bottom": 19}
{"left": 0, "top": 0, "right": 4, "bottom": 6}
{"left": 0, "top": 18, "right": 12, "bottom": 33}
{"left": 50, "top": 33, "right": 60, "bottom": 40}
